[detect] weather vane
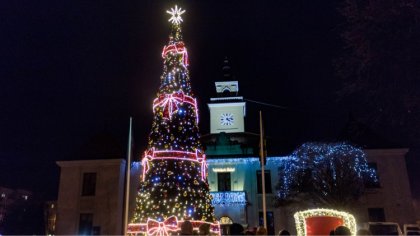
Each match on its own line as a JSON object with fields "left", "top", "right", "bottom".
{"left": 166, "top": 5, "right": 185, "bottom": 25}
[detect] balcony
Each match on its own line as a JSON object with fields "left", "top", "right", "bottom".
{"left": 210, "top": 191, "right": 247, "bottom": 206}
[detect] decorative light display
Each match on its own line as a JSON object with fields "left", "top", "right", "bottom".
{"left": 128, "top": 216, "right": 221, "bottom": 235}
{"left": 207, "top": 157, "right": 259, "bottom": 164}
{"left": 153, "top": 90, "right": 197, "bottom": 121}
{"left": 275, "top": 142, "right": 378, "bottom": 202}
{"left": 128, "top": 6, "right": 219, "bottom": 235}
{"left": 212, "top": 167, "right": 235, "bottom": 172}
{"left": 166, "top": 5, "right": 185, "bottom": 25}
{"left": 294, "top": 208, "right": 356, "bottom": 236}
{"left": 210, "top": 191, "right": 247, "bottom": 206}
{"left": 141, "top": 148, "right": 207, "bottom": 181}
{"left": 162, "top": 42, "right": 189, "bottom": 67}
{"left": 219, "top": 216, "right": 233, "bottom": 225}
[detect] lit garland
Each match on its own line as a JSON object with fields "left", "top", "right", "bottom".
{"left": 294, "top": 208, "right": 356, "bottom": 236}
{"left": 128, "top": 5, "right": 219, "bottom": 235}
{"left": 210, "top": 191, "right": 247, "bottom": 206}
{"left": 141, "top": 148, "right": 207, "bottom": 181}
{"left": 128, "top": 216, "right": 221, "bottom": 235}
{"left": 207, "top": 157, "right": 259, "bottom": 164}
{"left": 153, "top": 90, "right": 197, "bottom": 121}
{"left": 162, "top": 42, "right": 189, "bottom": 67}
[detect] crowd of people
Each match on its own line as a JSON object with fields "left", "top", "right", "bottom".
{"left": 178, "top": 221, "right": 372, "bottom": 235}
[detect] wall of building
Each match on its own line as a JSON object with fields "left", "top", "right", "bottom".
{"left": 207, "top": 148, "right": 417, "bottom": 234}
{"left": 56, "top": 159, "right": 127, "bottom": 235}
{"left": 354, "top": 149, "right": 416, "bottom": 225}
{"left": 54, "top": 150, "right": 416, "bottom": 234}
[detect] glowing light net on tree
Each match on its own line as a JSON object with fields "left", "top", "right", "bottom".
{"left": 127, "top": 6, "right": 220, "bottom": 235}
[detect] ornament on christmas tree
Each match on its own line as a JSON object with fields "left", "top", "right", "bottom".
{"left": 166, "top": 5, "right": 185, "bottom": 25}
{"left": 128, "top": 6, "right": 220, "bottom": 235}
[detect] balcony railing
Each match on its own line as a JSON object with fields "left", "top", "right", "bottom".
{"left": 210, "top": 191, "right": 247, "bottom": 206}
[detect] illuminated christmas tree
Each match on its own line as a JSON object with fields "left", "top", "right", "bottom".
{"left": 128, "top": 6, "right": 219, "bottom": 235}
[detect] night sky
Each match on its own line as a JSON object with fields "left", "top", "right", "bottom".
{"left": 0, "top": 0, "right": 418, "bottom": 200}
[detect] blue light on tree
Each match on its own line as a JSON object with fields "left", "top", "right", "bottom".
{"left": 275, "top": 142, "right": 378, "bottom": 208}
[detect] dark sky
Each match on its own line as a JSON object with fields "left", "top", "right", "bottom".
{"left": 0, "top": 0, "right": 418, "bottom": 200}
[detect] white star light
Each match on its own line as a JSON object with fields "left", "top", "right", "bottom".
{"left": 166, "top": 5, "right": 186, "bottom": 25}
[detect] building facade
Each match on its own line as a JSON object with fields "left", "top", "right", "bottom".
{"left": 44, "top": 201, "right": 57, "bottom": 235}
{"left": 55, "top": 159, "right": 140, "bottom": 235}
{"left": 203, "top": 65, "right": 417, "bottom": 234}
{"left": 0, "top": 187, "right": 33, "bottom": 234}
{"left": 205, "top": 150, "right": 417, "bottom": 234}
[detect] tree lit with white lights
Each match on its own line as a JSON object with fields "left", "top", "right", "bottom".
{"left": 275, "top": 142, "right": 378, "bottom": 208}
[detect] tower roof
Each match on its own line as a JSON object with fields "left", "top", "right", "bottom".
{"left": 213, "top": 57, "right": 240, "bottom": 98}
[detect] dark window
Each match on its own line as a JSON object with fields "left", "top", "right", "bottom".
{"left": 369, "top": 224, "right": 400, "bottom": 236}
{"left": 366, "top": 163, "right": 381, "bottom": 188}
{"left": 259, "top": 211, "right": 275, "bottom": 235}
{"left": 92, "top": 226, "right": 101, "bottom": 235}
{"left": 78, "top": 213, "right": 93, "bottom": 235}
{"left": 257, "top": 170, "right": 272, "bottom": 194}
{"left": 82, "top": 173, "right": 96, "bottom": 196}
{"left": 368, "top": 208, "right": 386, "bottom": 222}
{"left": 217, "top": 172, "right": 231, "bottom": 191}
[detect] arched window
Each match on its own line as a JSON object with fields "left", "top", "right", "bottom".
{"left": 220, "top": 216, "right": 234, "bottom": 235}
{"left": 219, "top": 216, "right": 233, "bottom": 225}
{"left": 222, "top": 89, "right": 231, "bottom": 97}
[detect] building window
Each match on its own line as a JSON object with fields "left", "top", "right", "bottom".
{"left": 219, "top": 216, "right": 233, "bottom": 235}
{"left": 259, "top": 211, "right": 275, "bottom": 235}
{"left": 366, "top": 162, "right": 380, "bottom": 188}
{"left": 78, "top": 213, "right": 93, "bottom": 235}
{"left": 82, "top": 173, "right": 96, "bottom": 196}
{"left": 217, "top": 172, "right": 231, "bottom": 191}
{"left": 257, "top": 170, "right": 272, "bottom": 194}
{"left": 368, "top": 208, "right": 385, "bottom": 222}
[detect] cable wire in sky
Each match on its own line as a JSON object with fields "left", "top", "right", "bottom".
{"left": 244, "top": 98, "right": 304, "bottom": 113}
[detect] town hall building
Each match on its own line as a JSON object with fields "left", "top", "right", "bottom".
{"left": 53, "top": 59, "right": 417, "bottom": 235}
{"left": 202, "top": 59, "right": 417, "bottom": 234}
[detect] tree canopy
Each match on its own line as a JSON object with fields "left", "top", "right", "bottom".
{"left": 335, "top": 0, "right": 420, "bottom": 145}
{"left": 275, "top": 142, "right": 378, "bottom": 208}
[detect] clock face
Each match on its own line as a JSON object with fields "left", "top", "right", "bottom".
{"left": 220, "top": 113, "right": 234, "bottom": 126}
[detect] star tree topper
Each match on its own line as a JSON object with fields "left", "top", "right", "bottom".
{"left": 167, "top": 5, "right": 186, "bottom": 25}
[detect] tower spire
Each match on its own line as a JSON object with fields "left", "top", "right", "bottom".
{"left": 222, "top": 56, "right": 232, "bottom": 80}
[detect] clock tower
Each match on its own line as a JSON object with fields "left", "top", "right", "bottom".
{"left": 208, "top": 58, "right": 246, "bottom": 134}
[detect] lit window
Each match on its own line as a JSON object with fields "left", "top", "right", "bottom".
{"left": 220, "top": 216, "right": 233, "bottom": 225}
{"left": 79, "top": 213, "right": 93, "bottom": 235}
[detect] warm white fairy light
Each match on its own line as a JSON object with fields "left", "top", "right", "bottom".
{"left": 166, "top": 5, "right": 185, "bottom": 25}
{"left": 294, "top": 208, "right": 356, "bottom": 236}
